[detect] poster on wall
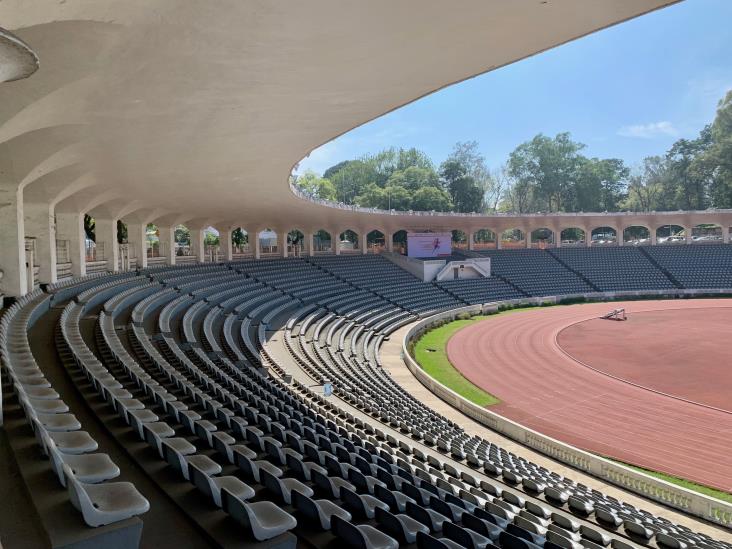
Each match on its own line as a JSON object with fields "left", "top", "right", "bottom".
{"left": 407, "top": 232, "right": 452, "bottom": 258}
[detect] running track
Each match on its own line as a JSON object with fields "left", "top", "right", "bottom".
{"left": 447, "top": 299, "right": 732, "bottom": 493}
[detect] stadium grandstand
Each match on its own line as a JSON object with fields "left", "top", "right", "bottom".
{"left": 1, "top": 2, "right": 731, "bottom": 549}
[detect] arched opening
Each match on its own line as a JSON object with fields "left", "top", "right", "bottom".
{"left": 231, "top": 228, "right": 250, "bottom": 257}
{"left": 501, "top": 228, "right": 525, "bottom": 249}
{"left": 203, "top": 227, "right": 220, "bottom": 262}
{"left": 691, "top": 223, "right": 723, "bottom": 243}
{"left": 288, "top": 229, "right": 305, "bottom": 256}
{"left": 530, "top": 228, "right": 554, "bottom": 249}
{"left": 392, "top": 230, "right": 407, "bottom": 255}
{"left": 623, "top": 226, "right": 650, "bottom": 245}
{"left": 656, "top": 225, "right": 685, "bottom": 244}
{"left": 313, "top": 229, "right": 332, "bottom": 254}
{"left": 560, "top": 228, "right": 585, "bottom": 246}
{"left": 174, "top": 224, "right": 193, "bottom": 256}
{"left": 452, "top": 230, "right": 467, "bottom": 249}
{"left": 339, "top": 229, "right": 359, "bottom": 253}
{"left": 259, "top": 228, "right": 278, "bottom": 255}
{"left": 590, "top": 226, "right": 617, "bottom": 246}
{"left": 366, "top": 230, "right": 385, "bottom": 254}
{"left": 473, "top": 229, "right": 496, "bottom": 250}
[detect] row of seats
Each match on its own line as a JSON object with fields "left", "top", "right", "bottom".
{"left": 1, "top": 254, "right": 730, "bottom": 548}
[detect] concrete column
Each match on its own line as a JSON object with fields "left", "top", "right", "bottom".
{"left": 24, "top": 202, "right": 57, "bottom": 284}
{"left": 386, "top": 233, "right": 394, "bottom": 253}
{"left": 584, "top": 228, "right": 592, "bottom": 247}
{"left": 685, "top": 228, "right": 693, "bottom": 245}
{"left": 305, "top": 232, "right": 314, "bottom": 257}
{"left": 724, "top": 227, "right": 730, "bottom": 244}
{"left": 617, "top": 229, "right": 623, "bottom": 247}
{"left": 159, "top": 226, "right": 176, "bottom": 265}
{"left": 56, "top": 212, "right": 86, "bottom": 277}
{"left": 190, "top": 228, "right": 205, "bottom": 262}
{"left": 525, "top": 228, "right": 532, "bottom": 249}
{"left": 224, "top": 228, "right": 234, "bottom": 261}
{"left": 496, "top": 232, "right": 503, "bottom": 250}
{"left": 361, "top": 232, "right": 368, "bottom": 255}
{"left": 94, "top": 218, "right": 120, "bottom": 272}
{"left": 334, "top": 229, "right": 341, "bottom": 255}
{"left": 650, "top": 229, "right": 658, "bottom": 246}
{"left": 135, "top": 223, "right": 148, "bottom": 269}
{"left": 468, "top": 231, "right": 475, "bottom": 251}
{"left": 277, "top": 229, "right": 288, "bottom": 257}
{"left": 253, "top": 229, "right": 261, "bottom": 259}
{"left": 0, "top": 185, "right": 28, "bottom": 296}
{"left": 554, "top": 228, "right": 562, "bottom": 248}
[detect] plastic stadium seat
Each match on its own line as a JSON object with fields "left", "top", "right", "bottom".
{"left": 221, "top": 487, "right": 297, "bottom": 541}
{"left": 64, "top": 465, "right": 150, "bottom": 527}
{"left": 291, "top": 490, "right": 352, "bottom": 530}
{"left": 189, "top": 461, "right": 255, "bottom": 507}
{"left": 331, "top": 514, "right": 399, "bottom": 549}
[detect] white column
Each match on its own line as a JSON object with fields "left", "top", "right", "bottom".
{"left": 468, "top": 231, "right": 475, "bottom": 251}
{"left": 554, "top": 228, "right": 562, "bottom": 248}
{"left": 305, "top": 232, "right": 314, "bottom": 257}
{"left": 56, "top": 212, "right": 86, "bottom": 277}
{"left": 361, "top": 232, "right": 368, "bottom": 255}
{"left": 95, "top": 218, "right": 119, "bottom": 272}
{"left": 281, "top": 229, "right": 289, "bottom": 258}
{"left": 723, "top": 227, "right": 730, "bottom": 244}
{"left": 496, "top": 232, "right": 503, "bottom": 250}
{"left": 650, "top": 229, "right": 658, "bottom": 246}
{"left": 254, "top": 229, "right": 261, "bottom": 259}
{"left": 386, "top": 233, "right": 394, "bottom": 253}
{"left": 136, "top": 223, "right": 148, "bottom": 269}
{"left": 159, "top": 226, "right": 176, "bottom": 265}
{"left": 525, "top": 228, "right": 532, "bottom": 249}
{"left": 224, "top": 228, "right": 234, "bottom": 261}
{"left": 24, "top": 201, "right": 57, "bottom": 284}
{"left": 334, "top": 229, "right": 341, "bottom": 255}
{"left": 190, "top": 228, "right": 205, "bottom": 262}
{"left": 686, "top": 228, "right": 693, "bottom": 245}
{"left": 617, "top": 229, "right": 624, "bottom": 247}
{"left": 0, "top": 184, "right": 28, "bottom": 296}
{"left": 585, "top": 228, "right": 592, "bottom": 247}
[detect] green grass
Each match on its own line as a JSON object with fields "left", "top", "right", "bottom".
{"left": 611, "top": 460, "right": 732, "bottom": 503}
{"left": 413, "top": 316, "right": 501, "bottom": 407}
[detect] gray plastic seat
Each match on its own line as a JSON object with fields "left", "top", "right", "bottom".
{"left": 189, "top": 461, "right": 254, "bottom": 507}
{"left": 260, "top": 468, "right": 313, "bottom": 505}
{"left": 375, "top": 506, "right": 429, "bottom": 544}
{"left": 332, "top": 514, "right": 399, "bottom": 549}
{"left": 47, "top": 437, "right": 119, "bottom": 487}
{"left": 64, "top": 465, "right": 150, "bottom": 527}
{"left": 292, "top": 490, "right": 352, "bottom": 530}
{"left": 222, "top": 488, "right": 297, "bottom": 541}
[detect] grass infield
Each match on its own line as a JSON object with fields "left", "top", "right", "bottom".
{"left": 412, "top": 316, "right": 501, "bottom": 407}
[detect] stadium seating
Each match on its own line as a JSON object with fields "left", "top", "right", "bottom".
{"left": 1, "top": 248, "right": 731, "bottom": 548}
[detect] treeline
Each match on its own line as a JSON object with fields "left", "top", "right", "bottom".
{"left": 294, "top": 89, "right": 732, "bottom": 213}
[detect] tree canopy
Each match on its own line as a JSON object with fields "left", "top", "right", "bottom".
{"left": 295, "top": 89, "right": 732, "bottom": 214}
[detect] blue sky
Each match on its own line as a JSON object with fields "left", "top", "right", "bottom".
{"left": 297, "top": 0, "right": 732, "bottom": 176}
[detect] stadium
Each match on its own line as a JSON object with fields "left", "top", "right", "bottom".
{"left": 1, "top": 2, "right": 731, "bottom": 549}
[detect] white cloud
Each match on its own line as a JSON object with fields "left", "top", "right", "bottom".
{"left": 617, "top": 121, "right": 679, "bottom": 139}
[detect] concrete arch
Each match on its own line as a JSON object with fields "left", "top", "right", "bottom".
{"left": 500, "top": 227, "right": 526, "bottom": 249}
{"left": 655, "top": 224, "right": 686, "bottom": 244}
{"left": 590, "top": 226, "right": 618, "bottom": 246}
{"left": 560, "top": 227, "right": 586, "bottom": 246}
{"left": 529, "top": 227, "right": 555, "bottom": 248}
{"left": 471, "top": 228, "right": 497, "bottom": 250}
{"left": 623, "top": 225, "right": 651, "bottom": 245}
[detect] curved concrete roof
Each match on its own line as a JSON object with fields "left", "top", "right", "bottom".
{"left": 1, "top": 1, "right": 679, "bottom": 230}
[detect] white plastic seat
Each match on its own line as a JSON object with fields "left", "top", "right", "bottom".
{"left": 65, "top": 465, "right": 150, "bottom": 527}
{"left": 189, "top": 462, "right": 255, "bottom": 507}
{"left": 48, "top": 439, "right": 120, "bottom": 486}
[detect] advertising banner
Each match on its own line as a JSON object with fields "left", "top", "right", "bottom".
{"left": 407, "top": 232, "right": 452, "bottom": 258}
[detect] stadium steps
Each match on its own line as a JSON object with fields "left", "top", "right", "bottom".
{"left": 546, "top": 250, "right": 601, "bottom": 292}
{"left": 637, "top": 246, "right": 684, "bottom": 289}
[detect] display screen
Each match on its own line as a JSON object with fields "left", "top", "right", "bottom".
{"left": 407, "top": 232, "right": 452, "bottom": 258}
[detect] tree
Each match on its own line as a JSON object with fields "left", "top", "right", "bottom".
{"left": 174, "top": 225, "right": 190, "bottom": 246}
{"left": 116, "top": 220, "right": 128, "bottom": 244}
{"left": 574, "top": 157, "right": 629, "bottom": 211}
{"left": 84, "top": 215, "right": 95, "bottom": 242}
{"left": 439, "top": 159, "right": 483, "bottom": 212}
{"left": 204, "top": 231, "right": 219, "bottom": 246}
{"left": 293, "top": 170, "right": 337, "bottom": 200}
{"left": 622, "top": 157, "right": 668, "bottom": 212}
{"left": 507, "top": 133, "right": 585, "bottom": 212}
{"left": 411, "top": 186, "right": 453, "bottom": 211}
{"left": 387, "top": 165, "right": 439, "bottom": 191}
{"left": 328, "top": 159, "right": 378, "bottom": 204}
{"left": 232, "top": 228, "right": 248, "bottom": 247}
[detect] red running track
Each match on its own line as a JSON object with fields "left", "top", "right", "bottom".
{"left": 447, "top": 299, "right": 732, "bottom": 493}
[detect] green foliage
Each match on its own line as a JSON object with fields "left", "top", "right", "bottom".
{"left": 174, "top": 225, "right": 190, "bottom": 245}
{"left": 84, "top": 215, "right": 95, "bottom": 242}
{"left": 411, "top": 186, "right": 453, "bottom": 211}
{"left": 116, "top": 220, "right": 128, "bottom": 244}
{"left": 293, "top": 170, "right": 336, "bottom": 201}
{"left": 231, "top": 228, "right": 247, "bottom": 247}
{"left": 204, "top": 231, "right": 219, "bottom": 246}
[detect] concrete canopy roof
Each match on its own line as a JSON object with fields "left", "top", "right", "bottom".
{"left": 1, "top": 1, "right": 679, "bottom": 231}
